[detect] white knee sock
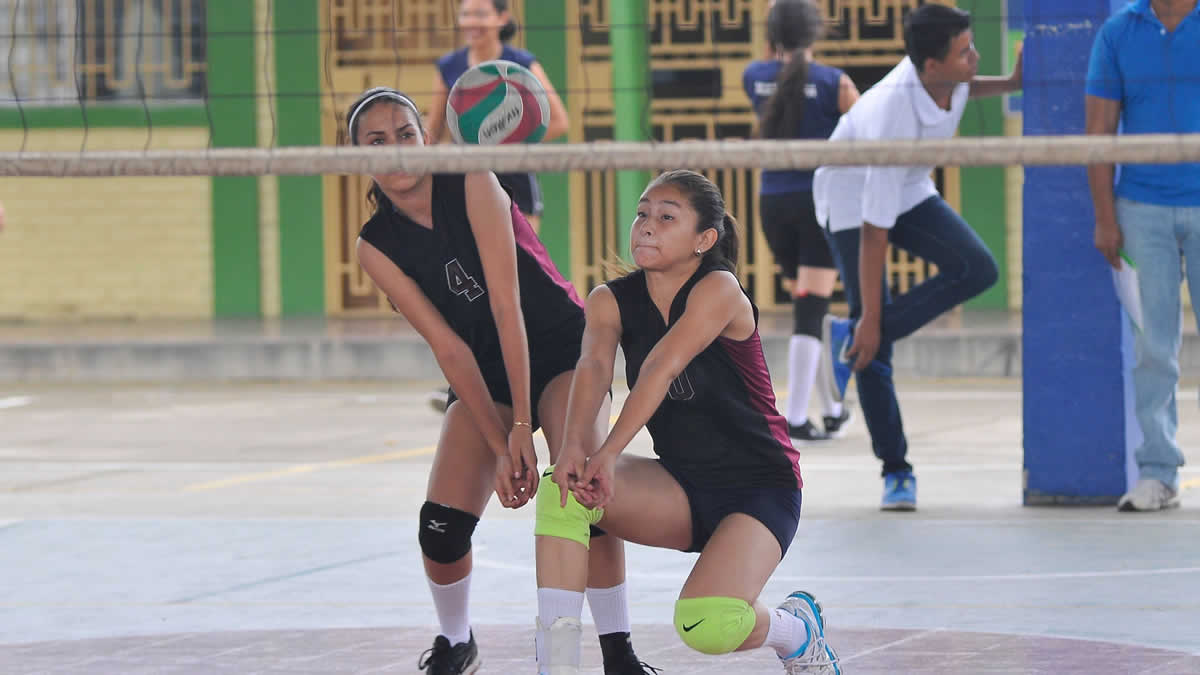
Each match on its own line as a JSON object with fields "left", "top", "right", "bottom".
{"left": 765, "top": 607, "right": 812, "bottom": 658}
{"left": 428, "top": 574, "right": 472, "bottom": 646}
{"left": 814, "top": 346, "right": 844, "bottom": 419}
{"left": 787, "top": 335, "right": 822, "bottom": 425}
{"left": 586, "top": 583, "right": 631, "bottom": 635}
{"left": 537, "top": 588, "right": 585, "bottom": 669}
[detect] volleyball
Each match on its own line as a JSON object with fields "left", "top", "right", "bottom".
{"left": 446, "top": 59, "right": 550, "bottom": 145}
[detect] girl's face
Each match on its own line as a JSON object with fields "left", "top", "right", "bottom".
{"left": 355, "top": 102, "right": 429, "bottom": 195}
{"left": 458, "top": 0, "right": 508, "bottom": 49}
{"left": 630, "top": 184, "right": 713, "bottom": 271}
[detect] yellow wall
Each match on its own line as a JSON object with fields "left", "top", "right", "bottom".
{"left": 1005, "top": 115, "right": 1023, "bottom": 311}
{"left": 256, "top": 0, "right": 281, "bottom": 318}
{"left": 0, "top": 128, "right": 213, "bottom": 319}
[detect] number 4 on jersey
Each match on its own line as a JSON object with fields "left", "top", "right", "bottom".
{"left": 445, "top": 259, "right": 485, "bottom": 302}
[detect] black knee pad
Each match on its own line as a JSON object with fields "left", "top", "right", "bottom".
{"left": 418, "top": 501, "right": 479, "bottom": 564}
{"left": 792, "top": 294, "right": 829, "bottom": 338}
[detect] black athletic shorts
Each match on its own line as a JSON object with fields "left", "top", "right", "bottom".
{"left": 759, "top": 190, "right": 835, "bottom": 274}
{"left": 446, "top": 316, "right": 583, "bottom": 431}
{"left": 659, "top": 460, "right": 803, "bottom": 558}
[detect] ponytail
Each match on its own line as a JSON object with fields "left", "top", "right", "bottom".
{"left": 759, "top": 0, "right": 824, "bottom": 139}
{"left": 499, "top": 18, "right": 517, "bottom": 42}
{"left": 759, "top": 51, "right": 810, "bottom": 139}
{"left": 704, "top": 213, "right": 741, "bottom": 274}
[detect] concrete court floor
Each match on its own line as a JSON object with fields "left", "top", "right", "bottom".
{"left": 0, "top": 378, "right": 1198, "bottom": 674}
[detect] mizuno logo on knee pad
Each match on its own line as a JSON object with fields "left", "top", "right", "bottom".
{"left": 426, "top": 519, "right": 447, "bottom": 533}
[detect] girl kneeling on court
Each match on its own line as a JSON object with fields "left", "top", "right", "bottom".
{"left": 534, "top": 170, "right": 840, "bottom": 674}
{"left": 347, "top": 87, "right": 654, "bottom": 675}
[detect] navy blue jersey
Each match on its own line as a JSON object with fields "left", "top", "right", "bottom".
{"left": 358, "top": 174, "right": 582, "bottom": 371}
{"left": 605, "top": 264, "right": 802, "bottom": 490}
{"left": 437, "top": 46, "right": 543, "bottom": 215}
{"left": 742, "top": 59, "right": 844, "bottom": 194}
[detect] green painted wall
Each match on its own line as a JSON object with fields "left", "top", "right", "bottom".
{"left": 524, "top": 2, "right": 571, "bottom": 276}
{"left": 275, "top": 0, "right": 325, "bottom": 315}
{"left": 0, "top": 106, "right": 207, "bottom": 129}
{"left": 609, "top": 0, "right": 652, "bottom": 263}
{"left": 208, "top": 0, "right": 261, "bottom": 317}
{"left": 958, "top": 2, "right": 1009, "bottom": 309}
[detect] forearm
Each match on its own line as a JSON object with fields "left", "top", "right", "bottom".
{"left": 562, "top": 358, "right": 614, "bottom": 452}
{"left": 492, "top": 304, "right": 533, "bottom": 425}
{"left": 858, "top": 224, "right": 890, "bottom": 320}
{"left": 436, "top": 346, "right": 509, "bottom": 455}
{"left": 969, "top": 75, "right": 1020, "bottom": 99}
{"left": 596, "top": 358, "right": 673, "bottom": 457}
{"left": 1087, "top": 164, "right": 1117, "bottom": 226}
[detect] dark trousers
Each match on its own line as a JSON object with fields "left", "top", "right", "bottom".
{"left": 824, "top": 196, "right": 998, "bottom": 475}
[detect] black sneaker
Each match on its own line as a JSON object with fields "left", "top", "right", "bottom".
{"left": 417, "top": 632, "right": 480, "bottom": 674}
{"left": 427, "top": 387, "right": 450, "bottom": 414}
{"left": 788, "top": 420, "right": 831, "bottom": 442}
{"left": 822, "top": 407, "right": 854, "bottom": 438}
{"left": 606, "top": 659, "right": 663, "bottom": 675}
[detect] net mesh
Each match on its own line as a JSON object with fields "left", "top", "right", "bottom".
{"left": 2, "top": 0, "right": 1197, "bottom": 317}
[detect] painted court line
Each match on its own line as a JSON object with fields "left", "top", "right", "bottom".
{"left": 472, "top": 556, "right": 1200, "bottom": 583}
{"left": 183, "top": 414, "right": 623, "bottom": 493}
{"left": 182, "top": 446, "right": 436, "bottom": 492}
{"left": 0, "top": 396, "right": 32, "bottom": 410}
{"left": 838, "top": 628, "right": 943, "bottom": 665}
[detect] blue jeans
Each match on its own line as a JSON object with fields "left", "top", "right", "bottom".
{"left": 1116, "top": 197, "right": 1199, "bottom": 487}
{"left": 825, "top": 196, "right": 999, "bottom": 475}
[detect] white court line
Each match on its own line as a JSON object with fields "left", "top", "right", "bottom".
{"left": 472, "top": 557, "right": 1200, "bottom": 583}
{"left": 837, "top": 628, "right": 943, "bottom": 665}
{"left": 0, "top": 396, "right": 32, "bottom": 410}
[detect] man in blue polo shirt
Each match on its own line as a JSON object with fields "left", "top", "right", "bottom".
{"left": 1086, "top": 0, "right": 1200, "bottom": 511}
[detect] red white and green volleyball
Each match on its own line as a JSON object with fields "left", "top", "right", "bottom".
{"left": 447, "top": 60, "right": 550, "bottom": 145}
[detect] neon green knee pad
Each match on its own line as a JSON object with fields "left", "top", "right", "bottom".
{"left": 534, "top": 466, "right": 604, "bottom": 549}
{"left": 674, "top": 596, "right": 756, "bottom": 655}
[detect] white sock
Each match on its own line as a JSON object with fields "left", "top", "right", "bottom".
{"left": 537, "top": 588, "right": 585, "bottom": 667}
{"left": 586, "top": 583, "right": 631, "bottom": 635}
{"left": 787, "top": 335, "right": 822, "bottom": 425}
{"left": 814, "top": 347, "right": 844, "bottom": 419}
{"left": 765, "top": 607, "right": 811, "bottom": 658}
{"left": 427, "top": 574, "right": 472, "bottom": 646}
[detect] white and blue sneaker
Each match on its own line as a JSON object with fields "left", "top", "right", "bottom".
{"left": 820, "top": 315, "right": 854, "bottom": 403}
{"left": 881, "top": 471, "right": 917, "bottom": 511}
{"left": 777, "top": 591, "right": 840, "bottom": 674}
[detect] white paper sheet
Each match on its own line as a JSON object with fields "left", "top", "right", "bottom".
{"left": 1112, "top": 250, "right": 1143, "bottom": 333}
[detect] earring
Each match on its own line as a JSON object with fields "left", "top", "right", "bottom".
{"left": 695, "top": 248, "right": 702, "bottom": 256}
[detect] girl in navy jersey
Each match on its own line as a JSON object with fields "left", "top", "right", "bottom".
{"left": 531, "top": 170, "right": 840, "bottom": 674}
{"left": 424, "top": 0, "right": 568, "bottom": 228}
{"left": 348, "top": 88, "right": 652, "bottom": 675}
{"left": 743, "top": 0, "right": 859, "bottom": 442}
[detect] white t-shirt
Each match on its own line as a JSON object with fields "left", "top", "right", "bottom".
{"left": 813, "top": 57, "right": 969, "bottom": 232}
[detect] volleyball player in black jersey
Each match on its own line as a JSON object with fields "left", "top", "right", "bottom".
{"left": 347, "top": 87, "right": 654, "bottom": 675}
{"left": 532, "top": 170, "right": 840, "bottom": 674}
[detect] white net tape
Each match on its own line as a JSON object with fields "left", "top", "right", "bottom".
{"left": 2, "top": 134, "right": 1199, "bottom": 177}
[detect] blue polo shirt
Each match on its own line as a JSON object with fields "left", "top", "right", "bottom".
{"left": 1085, "top": 0, "right": 1200, "bottom": 206}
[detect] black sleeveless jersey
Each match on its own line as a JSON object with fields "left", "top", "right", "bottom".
{"left": 606, "top": 264, "right": 802, "bottom": 490}
{"left": 358, "top": 173, "right": 583, "bottom": 371}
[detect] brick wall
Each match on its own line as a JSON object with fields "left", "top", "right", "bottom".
{"left": 0, "top": 128, "right": 213, "bottom": 319}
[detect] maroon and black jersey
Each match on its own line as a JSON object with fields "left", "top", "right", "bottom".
{"left": 358, "top": 173, "right": 583, "bottom": 373}
{"left": 606, "top": 263, "right": 802, "bottom": 490}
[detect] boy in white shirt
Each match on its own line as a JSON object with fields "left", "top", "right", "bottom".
{"left": 813, "top": 4, "right": 1021, "bottom": 510}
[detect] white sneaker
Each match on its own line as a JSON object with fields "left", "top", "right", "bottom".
{"left": 1117, "top": 479, "right": 1181, "bottom": 512}
{"left": 777, "top": 591, "right": 840, "bottom": 674}
{"left": 536, "top": 616, "right": 582, "bottom": 675}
